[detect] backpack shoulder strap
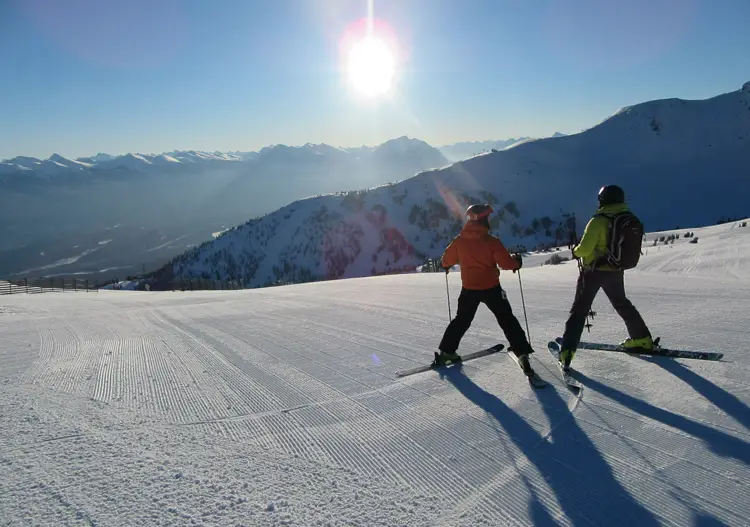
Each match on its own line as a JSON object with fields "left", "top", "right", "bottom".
{"left": 595, "top": 212, "right": 631, "bottom": 266}
{"left": 593, "top": 212, "right": 615, "bottom": 238}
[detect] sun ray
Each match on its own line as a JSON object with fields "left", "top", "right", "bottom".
{"left": 367, "top": 0, "right": 374, "bottom": 36}
{"left": 340, "top": 3, "right": 401, "bottom": 99}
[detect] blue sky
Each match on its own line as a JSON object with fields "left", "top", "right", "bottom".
{"left": 1, "top": 0, "right": 749, "bottom": 159}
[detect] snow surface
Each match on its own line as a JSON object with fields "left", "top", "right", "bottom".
{"left": 2, "top": 221, "right": 749, "bottom": 525}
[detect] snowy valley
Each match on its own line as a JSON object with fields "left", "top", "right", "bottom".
{"left": 159, "top": 82, "right": 750, "bottom": 290}
{"left": 1, "top": 217, "right": 748, "bottom": 525}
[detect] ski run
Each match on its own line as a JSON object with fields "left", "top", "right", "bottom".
{"left": 1, "top": 219, "right": 749, "bottom": 526}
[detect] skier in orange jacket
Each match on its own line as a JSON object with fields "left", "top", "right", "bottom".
{"left": 438, "top": 204, "right": 537, "bottom": 378}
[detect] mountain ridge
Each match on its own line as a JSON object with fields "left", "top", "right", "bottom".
{"left": 438, "top": 133, "right": 568, "bottom": 162}
{"left": 1, "top": 134, "right": 575, "bottom": 176}
{"left": 0, "top": 136, "right": 449, "bottom": 176}
{"left": 156, "top": 81, "right": 750, "bottom": 289}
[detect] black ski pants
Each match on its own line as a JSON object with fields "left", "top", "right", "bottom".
{"left": 439, "top": 285, "right": 534, "bottom": 358}
{"left": 561, "top": 269, "right": 651, "bottom": 351}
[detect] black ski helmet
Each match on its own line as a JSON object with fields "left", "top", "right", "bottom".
{"left": 466, "top": 204, "right": 493, "bottom": 221}
{"left": 598, "top": 185, "right": 625, "bottom": 206}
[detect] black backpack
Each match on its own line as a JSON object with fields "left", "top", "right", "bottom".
{"left": 596, "top": 211, "right": 644, "bottom": 270}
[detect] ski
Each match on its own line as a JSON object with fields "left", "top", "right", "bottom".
{"left": 395, "top": 343, "right": 505, "bottom": 377}
{"left": 560, "top": 337, "right": 724, "bottom": 362}
{"left": 547, "top": 340, "right": 582, "bottom": 392}
{"left": 507, "top": 351, "right": 549, "bottom": 388}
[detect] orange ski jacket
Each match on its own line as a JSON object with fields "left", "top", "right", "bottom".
{"left": 440, "top": 222, "right": 520, "bottom": 290}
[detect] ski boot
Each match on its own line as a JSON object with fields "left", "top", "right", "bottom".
{"left": 432, "top": 350, "right": 462, "bottom": 367}
{"left": 516, "top": 353, "right": 548, "bottom": 388}
{"left": 517, "top": 353, "right": 535, "bottom": 377}
{"left": 619, "top": 336, "right": 654, "bottom": 352}
{"left": 559, "top": 349, "right": 575, "bottom": 372}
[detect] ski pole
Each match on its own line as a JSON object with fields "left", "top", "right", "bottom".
{"left": 517, "top": 269, "right": 531, "bottom": 343}
{"left": 445, "top": 271, "right": 452, "bottom": 321}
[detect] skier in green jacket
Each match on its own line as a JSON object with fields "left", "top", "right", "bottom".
{"left": 558, "top": 185, "right": 653, "bottom": 369}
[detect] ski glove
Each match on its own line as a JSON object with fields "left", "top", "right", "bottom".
{"left": 511, "top": 253, "right": 523, "bottom": 273}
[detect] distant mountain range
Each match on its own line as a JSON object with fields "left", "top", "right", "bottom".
{"left": 0, "top": 137, "right": 451, "bottom": 280}
{"left": 0, "top": 134, "right": 566, "bottom": 177}
{"left": 438, "top": 133, "right": 567, "bottom": 162}
{"left": 0, "top": 150, "right": 237, "bottom": 177}
{"left": 154, "top": 81, "right": 750, "bottom": 289}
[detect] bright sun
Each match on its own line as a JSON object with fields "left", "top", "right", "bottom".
{"left": 347, "top": 36, "right": 396, "bottom": 97}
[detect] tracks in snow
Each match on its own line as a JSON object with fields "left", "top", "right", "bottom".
{"left": 4, "top": 278, "right": 747, "bottom": 526}
{"left": 145, "top": 306, "right": 587, "bottom": 524}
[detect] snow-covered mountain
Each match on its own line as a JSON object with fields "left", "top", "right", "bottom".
{"left": 439, "top": 133, "right": 567, "bottom": 162}
{"left": 439, "top": 138, "right": 531, "bottom": 161}
{"left": 76, "top": 153, "right": 116, "bottom": 164}
{"left": 0, "top": 154, "right": 94, "bottom": 177}
{"left": 0, "top": 150, "right": 244, "bottom": 177}
{"left": 0, "top": 137, "right": 448, "bottom": 180}
{"left": 159, "top": 82, "right": 750, "bottom": 289}
{"left": 0, "top": 137, "right": 451, "bottom": 280}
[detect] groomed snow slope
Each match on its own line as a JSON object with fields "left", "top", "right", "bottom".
{"left": 1, "top": 221, "right": 749, "bottom": 526}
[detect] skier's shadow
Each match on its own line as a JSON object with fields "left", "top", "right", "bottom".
{"left": 645, "top": 357, "right": 750, "bottom": 432}
{"left": 573, "top": 370, "right": 750, "bottom": 465}
{"left": 440, "top": 365, "right": 661, "bottom": 527}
